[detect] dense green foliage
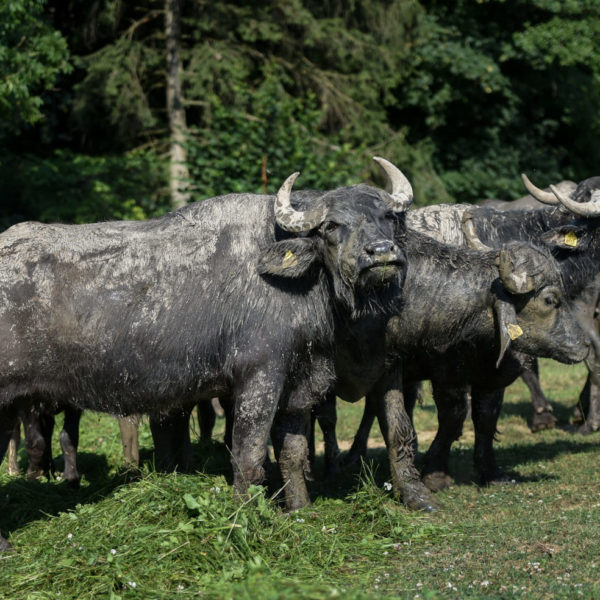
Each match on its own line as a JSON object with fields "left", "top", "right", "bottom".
{"left": 1, "top": 0, "right": 599, "bottom": 225}
{"left": 1, "top": 361, "right": 599, "bottom": 598}
{"left": 0, "top": 0, "right": 71, "bottom": 133}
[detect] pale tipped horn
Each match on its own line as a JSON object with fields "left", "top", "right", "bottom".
{"left": 373, "top": 156, "right": 413, "bottom": 211}
{"left": 461, "top": 211, "right": 493, "bottom": 251}
{"left": 550, "top": 184, "right": 600, "bottom": 218}
{"left": 274, "top": 172, "right": 328, "bottom": 233}
{"left": 521, "top": 173, "right": 559, "bottom": 205}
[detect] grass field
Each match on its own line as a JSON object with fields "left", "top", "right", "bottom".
{"left": 1, "top": 360, "right": 599, "bottom": 599}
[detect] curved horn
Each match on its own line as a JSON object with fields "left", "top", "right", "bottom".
{"left": 550, "top": 184, "right": 600, "bottom": 218}
{"left": 461, "top": 211, "right": 493, "bottom": 251}
{"left": 520, "top": 173, "right": 559, "bottom": 205}
{"left": 274, "top": 172, "right": 328, "bottom": 233}
{"left": 373, "top": 156, "right": 413, "bottom": 211}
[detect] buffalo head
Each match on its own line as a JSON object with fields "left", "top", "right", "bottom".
{"left": 494, "top": 242, "right": 590, "bottom": 367}
{"left": 258, "top": 157, "right": 412, "bottom": 314}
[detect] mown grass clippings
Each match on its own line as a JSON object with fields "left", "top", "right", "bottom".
{"left": 1, "top": 360, "right": 600, "bottom": 599}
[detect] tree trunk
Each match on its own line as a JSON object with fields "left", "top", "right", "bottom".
{"left": 165, "top": 0, "right": 190, "bottom": 209}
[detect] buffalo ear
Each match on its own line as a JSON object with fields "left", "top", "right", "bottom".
{"left": 493, "top": 297, "right": 523, "bottom": 368}
{"left": 257, "top": 238, "right": 320, "bottom": 278}
{"left": 497, "top": 245, "right": 546, "bottom": 295}
{"left": 539, "top": 226, "right": 590, "bottom": 252}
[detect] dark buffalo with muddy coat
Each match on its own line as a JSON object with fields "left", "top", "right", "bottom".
{"left": 478, "top": 177, "right": 600, "bottom": 433}
{"left": 317, "top": 228, "right": 590, "bottom": 496}
{"left": 148, "top": 175, "right": 597, "bottom": 509}
{"left": 0, "top": 158, "right": 411, "bottom": 551}
{"left": 333, "top": 174, "right": 600, "bottom": 491}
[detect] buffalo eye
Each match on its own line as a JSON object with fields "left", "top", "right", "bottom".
{"left": 542, "top": 290, "right": 560, "bottom": 308}
{"left": 324, "top": 221, "right": 339, "bottom": 233}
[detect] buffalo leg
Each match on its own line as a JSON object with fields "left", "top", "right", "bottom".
{"left": 577, "top": 372, "right": 600, "bottom": 434}
{"left": 60, "top": 407, "right": 82, "bottom": 486}
{"left": 344, "top": 381, "right": 422, "bottom": 470}
{"left": 471, "top": 387, "right": 509, "bottom": 484}
{"left": 573, "top": 375, "right": 590, "bottom": 425}
{"left": 0, "top": 405, "right": 19, "bottom": 552}
{"left": 38, "top": 407, "right": 57, "bottom": 478}
{"left": 371, "top": 375, "right": 437, "bottom": 512}
{"left": 22, "top": 405, "right": 52, "bottom": 480}
{"left": 315, "top": 392, "right": 341, "bottom": 477}
{"left": 272, "top": 409, "right": 312, "bottom": 510}
{"left": 216, "top": 395, "right": 234, "bottom": 450}
{"left": 198, "top": 401, "right": 216, "bottom": 441}
{"left": 231, "top": 371, "right": 282, "bottom": 500}
{"left": 403, "top": 381, "right": 421, "bottom": 456}
{"left": 118, "top": 415, "right": 140, "bottom": 467}
{"left": 344, "top": 400, "right": 376, "bottom": 468}
{"left": 7, "top": 419, "right": 20, "bottom": 476}
{"left": 520, "top": 358, "right": 556, "bottom": 432}
{"left": 150, "top": 408, "right": 192, "bottom": 472}
{"left": 422, "top": 384, "right": 469, "bottom": 491}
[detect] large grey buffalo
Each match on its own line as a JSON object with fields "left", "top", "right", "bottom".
{"left": 0, "top": 158, "right": 411, "bottom": 551}
{"left": 135, "top": 177, "right": 596, "bottom": 510}
{"left": 103, "top": 176, "right": 595, "bottom": 511}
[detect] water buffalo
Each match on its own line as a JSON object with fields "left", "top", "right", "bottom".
{"left": 0, "top": 158, "right": 411, "bottom": 550}
{"left": 479, "top": 176, "right": 600, "bottom": 433}
{"left": 319, "top": 229, "right": 590, "bottom": 494}
{"left": 155, "top": 178, "right": 597, "bottom": 508}
{"left": 478, "top": 180, "right": 577, "bottom": 212}
{"left": 315, "top": 173, "right": 600, "bottom": 488}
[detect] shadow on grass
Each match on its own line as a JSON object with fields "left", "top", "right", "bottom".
{"left": 304, "top": 432, "right": 600, "bottom": 501}
{"left": 0, "top": 452, "right": 133, "bottom": 538}
{"left": 447, "top": 436, "right": 598, "bottom": 487}
{"left": 501, "top": 399, "right": 582, "bottom": 429}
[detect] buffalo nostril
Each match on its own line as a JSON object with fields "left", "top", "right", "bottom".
{"left": 366, "top": 240, "right": 395, "bottom": 255}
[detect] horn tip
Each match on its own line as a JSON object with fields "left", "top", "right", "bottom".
{"left": 282, "top": 171, "right": 300, "bottom": 184}
{"left": 520, "top": 173, "right": 533, "bottom": 186}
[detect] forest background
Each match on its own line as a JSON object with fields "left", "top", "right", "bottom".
{"left": 1, "top": 0, "right": 599, "bottom": 229}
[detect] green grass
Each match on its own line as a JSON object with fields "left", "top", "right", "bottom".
{"left": 1, "top": 360, "right": 600, "bottom": 599}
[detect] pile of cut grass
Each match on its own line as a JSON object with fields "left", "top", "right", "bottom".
{"left": 1, "top": 360, "right": 599, "bottom": 599}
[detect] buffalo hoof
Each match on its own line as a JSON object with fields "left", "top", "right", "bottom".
{"left": 25, "top": 468, "right": 45, "bottom": 481}
{"left": 400, "top": 483, "right": 438, "bottom": 513}
{"left": 66, "top": 476, "right": 81, "bottom": 489}
{"left": 423, "top": 471, "right": 453, "bottom": 492}
{"left": 531, "top": 410, "right": 557, "bottom": 432}
{"left": 480, "top": 468, "right": 516, "bottom": 486}
{"left": 341, "top": 448, "right": 366, "bottom": 469}
{"left": 577, "top": 422, "right": 600, "bottom": 435}
{"left": 572, "top": 406, "right": 585, "bottom": 426}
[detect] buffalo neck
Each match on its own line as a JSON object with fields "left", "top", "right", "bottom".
{"left": 391, "top": 230, "right": 500, "bottom": 355}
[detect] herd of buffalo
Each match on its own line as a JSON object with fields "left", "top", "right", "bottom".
{"left": 1, "top": 157, "right": 600, "bottom": 551}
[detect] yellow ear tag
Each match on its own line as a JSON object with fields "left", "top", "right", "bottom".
{"left": 564, "top": 231, "right": 578, "bottom": 247}
{"left": 282, "top": 250, "right": 298, "bottom": 269}
{"left": 507, "top": 323, "right": 523, "bottom": 340}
